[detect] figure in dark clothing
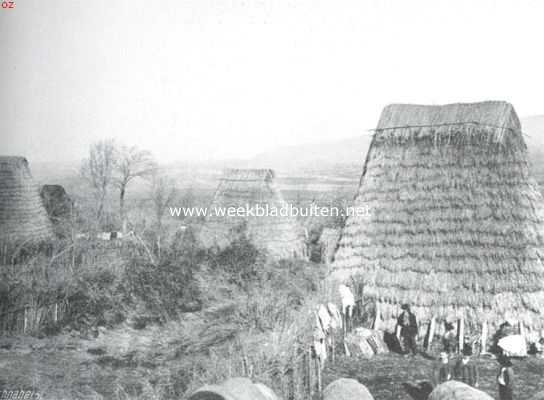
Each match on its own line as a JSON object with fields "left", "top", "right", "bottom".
{"left": 497, "top": 354, "right": 514, "bottom": 400}
{"left": 442, "top": 322, "right": 457, "bottom": 354}
{"left": 397, "top": 304, "right": 418, "bottom": 355}
{"left": 454, "top": 348, "right": 479, "bottom": 387}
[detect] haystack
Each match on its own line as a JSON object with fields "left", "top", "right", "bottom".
{"left": 330, "top": 101, "right": 544, "bottom": 332}
{"left": 0, "top": 157, "right": 54, "bottom": 244}
{"left": 200, "top": 169, "right": 307, "bottom": 259}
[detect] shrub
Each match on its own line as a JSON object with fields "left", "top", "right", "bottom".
{"left": 122, "top": 234, "right": 204, "bottom": 324}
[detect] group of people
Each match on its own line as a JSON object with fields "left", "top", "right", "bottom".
{"left": 433, "top": 349, "right": 514, "bottom": 400}
{"left": 396, "top": 303, "right": 515, "bottom": 400}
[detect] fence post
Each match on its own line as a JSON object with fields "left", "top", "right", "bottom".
{"left": 373, "top": 301, "right": 381, "bottom": 331}
{"left": 458, "top": 318, "right": 464, "bottom": 354}
{"left": 481, "top": 320, "right": 488, "bottom": 354}
{"left": 316, "top": 357, "right": 322, "bottom": 400}
{"left": 23, "top": 305, "right": 29, "bottom": 334}
{"left": 426, "top": 316, "right": 436, "bottom": 352}
{"left": 307, "top": 346, "right": 313, "bottom": 399}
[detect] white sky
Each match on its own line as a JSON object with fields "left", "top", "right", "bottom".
{"left": 1, "top": 0, "right": 544, "bottom": 163}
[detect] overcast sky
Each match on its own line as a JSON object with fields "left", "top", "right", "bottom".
{"left": 1, "top": 0, "right": 544, "bottom": 163}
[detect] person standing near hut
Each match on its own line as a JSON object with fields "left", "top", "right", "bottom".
{"left": 454, "top": 348, "right": 479, "bottom": 387}
{"left": 442, "top": 322, "right": 457, "bottom": 355}
{"left": 497, "top": 354, "right": 514, "bottom": 400}
{"left": 397, "top": 304, "right": 418, "bottom": 355}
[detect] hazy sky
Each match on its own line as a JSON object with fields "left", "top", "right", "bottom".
{"left": 1, "top": 0, "right": 544, "bottom": 163}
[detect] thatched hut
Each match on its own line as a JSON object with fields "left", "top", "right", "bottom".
{"left": 323, "top": 378, "right": 374, "bottom": 400}
{"left": 40, "top": 184, "right": 72, "bottom": 222}
{"left": 188, "top": 377, "right": 279, "bottom": 400}
{"left": 330, "top": 101, "right": 544, "bottom": 332}
{"left": 200, "top": 169, "right": 307, "bottom": 259}
{"left": 428, "top": 381, "right": 493, "bottom": 400}
{"left": 0, "top": 156, "right": 54, "bottom": 244}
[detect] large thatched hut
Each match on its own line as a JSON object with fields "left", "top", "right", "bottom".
{"left": 330, "top": 101, "right": 544, "bottom": 332}
{"left": 0, "top": 156, "right": 54, "bottom": 244}
{"left": 200, "top": 169, "right": 307, "bottom": 259}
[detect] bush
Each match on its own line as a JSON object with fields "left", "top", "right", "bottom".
{"left": 209, "top": 235, "right": 262, "bottom": 291}
{"left": 64, "top": 267, "right": 125, "bottom": 330}
{"left": 122, "top": 235, "right": 204, "bottom": 324}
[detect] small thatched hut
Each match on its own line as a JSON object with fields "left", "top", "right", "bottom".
{"left": 330, "top": 101, "right": 544, "bottom": 332}
{"left": 428, "top": 381, "right": 493, "bottom": 400}
{"left": 323, "top": 378, "right": 374, "bottom": 400}
{"left": 200, "top": 169, "right": 307, "bottom": 259}
{"left": 40, "top": 184, "right": 73, "bottom": 222}
{"left": 188, "top": 377, "right": 279, "bottom": 400}
{"left": 0, "top": 156, "right": 54, "bottom": 244}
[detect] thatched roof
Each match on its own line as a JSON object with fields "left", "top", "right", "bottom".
{"left": 330, "top": 101, "right": 544, "bottom": 331}
{"left": 0, "top": 156, "right": 54, "bottom": 244}
{"left": 200, "top": 169, "right": 307, "bottom": 259}
{"left": 188, "top": 377, "right": 278, "bottom": 400}
{"left": 40, "top": 184, "right": 73, "bottom": 222}
{"left": 323, "top": 378, "right": 374, "bottom": 400}
{"left": 428, "top": 381, "right": 493, "bottom": 400}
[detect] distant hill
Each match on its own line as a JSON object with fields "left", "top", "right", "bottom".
{"left": 236, "top": 115, "right": 544, "bottom": 175}
{"left": 245, "top": 136, "right": 372, "bottom": 172}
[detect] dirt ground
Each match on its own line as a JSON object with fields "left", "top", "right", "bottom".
{"left": 2, "top": 332, "right": 544, "bottom": 400}
{"left": 323, "top": 352, "right": 544, "bottom": 400}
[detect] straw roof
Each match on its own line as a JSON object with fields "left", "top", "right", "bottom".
{"left": 200, "top": 169, "right": 307, "bottom": 259}
{"left": 428, "top": 381, "right": 493, "bottom": 400}
{"left": 323, "top": 378, "right": 374, "bottom": 400}
{"left": 330, "top": 101, "right": 544, "bottom": 331}
{"left": 40, "top": 184, "right": 72, "bottom": 222}
{"left": 0, "top": 156, "right": 54, "bottom": 244}
{"left": 188, "top": 377, "right": 278, "bottom": 400}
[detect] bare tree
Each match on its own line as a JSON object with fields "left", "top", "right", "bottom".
{"left": 149, "top": 171, "right": 177, "bottom": 257}
{"left": 114, "top": 145, "right": 156, "bottom": 232}
{"left": 80, "top": 139, "right": 117, "bottom": 225}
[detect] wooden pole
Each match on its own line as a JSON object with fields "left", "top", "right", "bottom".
{"left": 331, "top": 333, "right": 336, "bottom": 363}
{"left": 23, "top": 306, "right": 29, "bottom": 334}
{"left": 519, "top": 321, "right": 526, "bottom": 338}
{"left": 373, "top": 301, "right": 381, "bottom": 331}
{"left": 458, "top": 318, "right": 464, "bottom": 354}
{"left": 308, "top": 346, "right": 313, "bottom": 399}
{"left": 481, "top": 321, "right": 488, "bottom": 354}
{"left": 317, "top": 357, "right": 322, "bottom": 399}
{"left": 426, "top": 317, "right": 436, "bottom": 352}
